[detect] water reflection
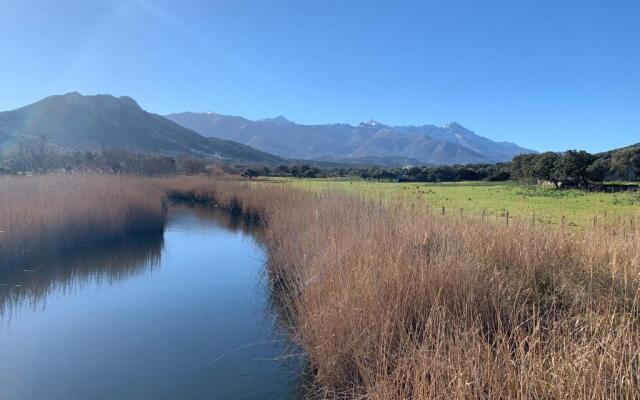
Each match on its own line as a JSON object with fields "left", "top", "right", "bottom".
{"left": 0, "top": 233, "right": 164, "bottom": 318}
{"left": 0, "top": 204, "right": 305, "bottom": 400}
{"left": 167, "top": 202, "right": 258, "bottom": 235}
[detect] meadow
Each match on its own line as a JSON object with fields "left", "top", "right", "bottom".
{"left": 1, "top": 174, "right": 639, "bottom": 399}
{"left": 281, "top": 178, "right": 640, "bottom": 226}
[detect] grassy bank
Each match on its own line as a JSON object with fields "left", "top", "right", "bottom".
{"left": 2, "top": 174, "right": 638, "bottom": 398}
{"left": 280, "top": 179, "right": 640, "bottom": 227}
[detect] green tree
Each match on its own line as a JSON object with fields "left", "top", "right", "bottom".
{"left": 611, "top": 147, "right": 640, "bottom": 181}
{"left": 7, "top": 135, "right": 60, "bottom": 173}
{"left": 586, "top": 158, "right": 610, "bottom": 183}
{"left": 554, "top": 150, "right": 596, "bottom": 185}
{"left": 455, "top": 167, "right": 479, "bottom": 181}
{"left": 511, "top": 154, "right": 537, "bottom": 183}
{"left": 241, "top": 168, "right": 258, "bottom": 180}
{"left": 430, "top": 166, "right": 456, "bottom": 182}
{"left": 532, "top": 152, "right": 561, "bottom": 187}
{"left": 303, "top": 169, "right": 317, "bottom": 178}
{"left": 404, "top": 166, "right": 421, "bottom": 179}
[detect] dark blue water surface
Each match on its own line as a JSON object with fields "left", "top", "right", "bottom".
{"left": 0, "top": 205, "right": 302, "bottom": 400}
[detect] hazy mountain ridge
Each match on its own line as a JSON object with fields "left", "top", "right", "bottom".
{"left": 0, "top": 93, "right": 536, "bottom": 167}
{"left": 0, "top": 93, "right": 283, "bottom": 164}
{"left": 167, "top": 112, "right": 535, "bottom": 165}
{"left": 596, "top": 142, "right": 640, "bottom": 158}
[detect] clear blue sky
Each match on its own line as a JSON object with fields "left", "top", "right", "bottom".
{"left": 1, "top": 0, "right": 638, "bottom": 152}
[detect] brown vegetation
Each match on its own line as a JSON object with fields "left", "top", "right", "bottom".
{"left": 0, "top": 174, "right": 166, "bottom": 268}
{"left": 179, "top": 179, "right": 640, "bottom": 399}
{"left": 1, "top": 174, "right": 638, "bottom": 398}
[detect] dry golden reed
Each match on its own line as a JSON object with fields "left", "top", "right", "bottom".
{"left": 0, "top": 174, "right": 165, "bottom": 268}
{"left": 183, "top": 179, "right": 640, "bottom": 400}
{"left": 1, "top": 174, "right": 638, "bottom": 398}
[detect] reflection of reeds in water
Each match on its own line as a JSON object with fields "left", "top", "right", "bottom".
{"left": 167, "top": 202, "right": 260, "bottom": 236}
{"left": 0, "top": 232, "right": 163, "bottom": 317}
{"left": 151, "top": 202, "right": 311, "bottom": 400}
{"left": 0, "top": 174, "right": 166, "bottom": 269}
{"left": 172, "top": 201, "right": 313, "bottom": 399}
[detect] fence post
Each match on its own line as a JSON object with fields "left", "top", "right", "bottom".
{"left": 442, "top": 206, "right": 445, "bottom": 216}
{"left": 561, "top": 215, "right": 566, "bottom": 227}
{"left": 506, "top": 211, "right": 509, "bottom": 226}
{"left": 482, "top": 209, "right": 486, "bottom": 221}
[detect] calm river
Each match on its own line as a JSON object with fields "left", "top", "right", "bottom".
{"left": 0, "top": 205, "right": 303, "bottom": 400}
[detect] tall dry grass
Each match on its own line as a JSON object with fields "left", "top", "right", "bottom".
{"left": 0, "top": 174, "right": 166, "bottom": 268}
{"left": 2, "top": 175, "right": 638, "bottom": 398}
{"left": 177, "top": 179, "right": 640, "bottom": 399}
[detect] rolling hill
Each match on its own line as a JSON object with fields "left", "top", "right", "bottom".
{"left": 0, "top": 93, "right": 283, "bottom": 164}
{"left": 596, "top": 142, "right": 640, "bottom": 158}
{"left": 166, "top": 112, "right": 535, "bottom": 165}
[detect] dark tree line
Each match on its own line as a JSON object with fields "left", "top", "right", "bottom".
{"left": 238, "top": 164, "right": 324, "bottom": 179}
{"left": 247, "top": 147, "right": 640, "bottom": 186}
{"left": 512, "top": 147, "right": 640, "bottom": 187}
{"left": 347, "top": 163, "right": 511, "bottom": 182}
{"left": 1, "top": 137, "right": 211, "bottom": 176}
{"left": 235, "top": 162, "right": 512, "bottom": 182}
{"left": 4, "top": 135, "right": 638, "bottom": 188}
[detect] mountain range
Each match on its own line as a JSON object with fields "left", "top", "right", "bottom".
{"left": 166, "top": 112, "right": 535, "bottom": 165}
{"left": 0, "top": 92, "right": 535, "bottom": 166}
{"left": 0, "top": 93, "right": 283, "bottom": 164}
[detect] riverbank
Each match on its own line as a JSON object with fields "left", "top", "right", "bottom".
{"left": 190, "top": 179, "right": 640, "bottom": 399}
{"left": 2, "top": 174, "right": 639, "bottom": 398}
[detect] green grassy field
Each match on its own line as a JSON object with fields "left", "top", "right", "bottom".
{"left": 273, "top": 179, "right": 640, "bottom": 226}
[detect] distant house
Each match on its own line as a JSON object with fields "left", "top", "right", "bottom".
{"left": 537, "top": 180, "right": 584, "bottom": 189}
{"left": 537, "top": 180, "right": 557, "bottom": 188}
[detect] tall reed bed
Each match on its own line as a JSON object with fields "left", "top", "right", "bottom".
{"left": 2, "top": 175, "right": 638, "bottom": 398}
{"left": 0, "top": 174, "right": 166, "bottom": 268}
{"left": 179, "top": 179, "right": 640, "bottom": 399}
